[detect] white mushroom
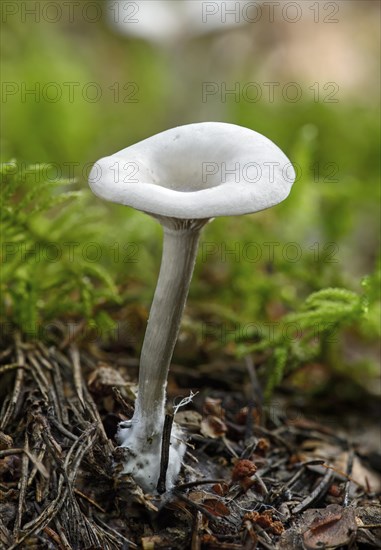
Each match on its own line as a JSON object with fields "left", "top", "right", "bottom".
{"left": 108, "top": 1, "right": 250, "bottom": 44}
{"left": 89, "top": 122, "right": 295, "bottom": 492}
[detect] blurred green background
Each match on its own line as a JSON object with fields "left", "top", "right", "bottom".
{"left": 1, "top": 0, "right": 380, "bottom": 399}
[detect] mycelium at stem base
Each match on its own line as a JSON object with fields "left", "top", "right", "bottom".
{"left": 117, "top": 217, "right": 209, "bottom": 492}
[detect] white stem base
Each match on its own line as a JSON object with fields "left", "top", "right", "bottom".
{"left": 117, "top": 417, "right": 185, "bottom": 492}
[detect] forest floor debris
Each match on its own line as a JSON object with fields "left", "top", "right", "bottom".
{"left": 0, "top": 334, "right": 380, "bottom": 549}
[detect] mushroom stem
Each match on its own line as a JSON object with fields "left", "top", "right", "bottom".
{"left": 134, "top": 219, "right": 207, "bottom": 434}
{"left": 117, "top": 219, "right": 208, "bottom": 491}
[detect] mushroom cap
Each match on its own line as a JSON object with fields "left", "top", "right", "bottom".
{"left": 89, "top": 122, "right": 295, "bottom": 219}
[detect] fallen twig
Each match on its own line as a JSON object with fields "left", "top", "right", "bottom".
{"left": 292, "top": 469, "right": 334, "bottom": 514}
{"left": 0, "top": 333, "right": 25, "bottom": 430}
{"left": 157, "top": 413, "right": 174, "bottom": 494}
{"left": 343, "top": 448, "right": 355, "bottom": 507}
{"left": 69, "top": 344, "right": 85, "bottom": 408}
{"left": 13, "top": 433, "right": 29, "bottom": 538}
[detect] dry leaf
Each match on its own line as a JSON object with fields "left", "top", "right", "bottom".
{"left": 200, "top": 416, "right": 227, "bottom": 438}
{"left": 203, "top": 397, "right": 225, "bottom": 418}
{"left": 203, "top": 498, "right": 230, "bottom": 517}
{"left": 301, "top": 442, "right": 381, "bottom": 492}
{"left": 88, "top": 364, "right": 127, "bottom": 391}
{"left": 302, "top": 504, "right": 357, "bottom": 549}
{"left": 175, "top": 410, "right": 202, "bottom": 432}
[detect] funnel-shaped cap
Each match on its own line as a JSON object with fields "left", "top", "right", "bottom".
{"left": 89, "top": 122, "right": 295, "bottom": 219}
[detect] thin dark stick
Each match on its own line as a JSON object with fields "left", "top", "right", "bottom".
{"left": 1, "top": 333, "right": 25, "bottom": 430}
{"left": 343, "top": 449, "right": 355, "bottom": 507}
{"left": 13, "top": 433, "right": 29, "bottom": 537}
{"left": 94, "top": 516, "right": 138, "bottom": 549}
{"left": 191, "top": 511, "right": 202, "bottom": 550}
{"left": 245, "top": 355, "right": 264, "bottom": 426}
{"left": 292, "top": 469, "right": 333, "bottom": 514}
{"left": 244, "top": 398, "right": 255, "bottom": 442}
{"left": 157, "top": 413, "right": 174, "bottom": 494}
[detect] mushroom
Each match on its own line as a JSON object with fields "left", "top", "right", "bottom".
{"left": 89, "top": 122, "right": 295, "bottom": 492}
{"left": 108, "top": 1, "right": 250, "bottom": 45}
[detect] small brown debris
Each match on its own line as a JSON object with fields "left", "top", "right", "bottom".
{"left": 203, "top": 397, "right": 225, "bottom": 419}
{"left": 271, "top": 521, "right": 285, "bottom": 536}
{"left": 328, "top": 484, "right": 342, "bottom": 497}
{"left": 0, "top": 455, "right": 21, "bottom": 480}
{"left": 231, "top": 459, "right": 257, "bottom": 481}
{"left": 88, "top": 363, "right": 127, "bottom": 394}
{"left": 201, "top": 533, "right": 218, "bottom": 544}
{"left": 200, "top": 416, "right": 228, "bottom": 439}
{"left": 212, "top": 482, "right": 229, "bottom": 496}
{"left": 255, "top": 438, "right": 270, "bottom": 456}
{"left": 0, "top": 432, "right": 13, "bottom": 450}
{"left": 244, "top": 510, "right": 285, "bottom": 535}
{"left": 235, "top": 406, "right": 261, "bottom": 427}
{"left": 141, "top": 535, "right": 163, "bottom": 549}
{"left": 203, "top": 498, "right": 230, "bottom": 517}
